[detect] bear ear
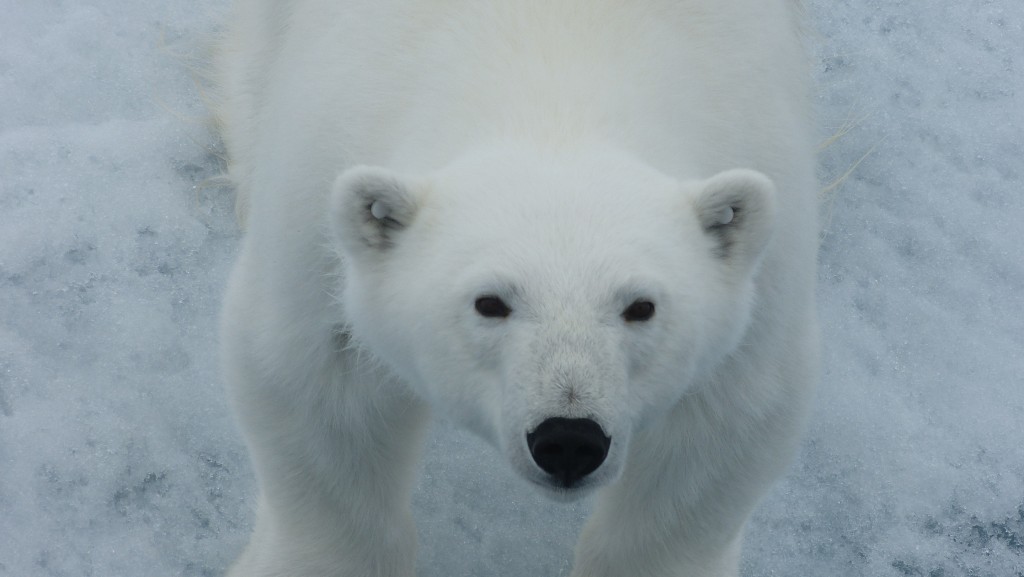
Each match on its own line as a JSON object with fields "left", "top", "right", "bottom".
{"left": 330, "top": 165, "right": 422, "bottom": 257}
{"left": 692, "top": 169, "right": 777, "bottom": 274}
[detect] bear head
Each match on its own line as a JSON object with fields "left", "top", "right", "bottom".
{"left": 329, "top": 143, "right": 776, "bottom": 499}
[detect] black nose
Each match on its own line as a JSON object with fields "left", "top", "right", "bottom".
{"left": 527, "top": 417, "right": 611, "bottom": 488}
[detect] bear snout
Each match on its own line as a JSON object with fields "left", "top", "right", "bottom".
{"left": 526, "top": 417, "right": 611, "bottom": 488}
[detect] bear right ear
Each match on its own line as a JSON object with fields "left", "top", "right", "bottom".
{"left": 691, "top": 168, "right": 777, "bottom": 276}
{"left": 330, "top": 165, "right": 421, "bottom": 257}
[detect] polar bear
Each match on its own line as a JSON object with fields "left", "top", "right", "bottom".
{"left": 214, "top": 1, "right": 819, "bottom": 576}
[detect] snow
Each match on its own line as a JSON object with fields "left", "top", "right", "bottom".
{"left": 1, "top": 1, "right": 1021, "bottom": 576}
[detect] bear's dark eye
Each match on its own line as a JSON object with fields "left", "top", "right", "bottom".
{"left": 475, "top": 296, "right": 511, "bottom": 318}
{"left": 622, "top": 300, "right": 655, "bottom": 322}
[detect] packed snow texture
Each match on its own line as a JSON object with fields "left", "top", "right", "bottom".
{"left": 1, "top": 1, "right": 1021, "bottom": 576}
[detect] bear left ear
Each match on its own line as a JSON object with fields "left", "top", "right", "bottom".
{"left": 330, "top": 165, "right": 422, "bottom": 258}
{"left": 692, "top": 168, "right": 777, "bottom": 274}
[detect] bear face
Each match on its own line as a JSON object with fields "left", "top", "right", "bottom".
{"left": 329, "top": 143, "right": 776, "bottom": 499}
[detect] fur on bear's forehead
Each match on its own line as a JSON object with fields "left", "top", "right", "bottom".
{"left": 426, "top": 143, "right": 688, "bottom": 219}
{"left": 404, "top": 145, "right": 704, "bottom": 282}
{"left": 427, "top": 176, "right": 691, "bottom": 259}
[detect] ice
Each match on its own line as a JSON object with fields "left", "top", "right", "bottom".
{"left": 1, "top": 1, "right": 1022, "bottom": 576}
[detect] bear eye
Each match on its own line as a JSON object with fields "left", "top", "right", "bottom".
{"left": 622, "top": 300, "right": 655, "bottom": 322}
{"left": 475, "top": 296, "right": 511, "bottom": 319}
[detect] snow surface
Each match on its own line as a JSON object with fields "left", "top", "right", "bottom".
{"left": 1, "top": 1, "right": 1022, "bottom": 575}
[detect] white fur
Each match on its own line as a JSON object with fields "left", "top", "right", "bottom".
{"left": 215, "top": 1, "right": 819, "bottom": 576}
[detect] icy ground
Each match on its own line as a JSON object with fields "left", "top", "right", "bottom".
{"left": 1, "top": 1, "right": 1022, "bottom": 575}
